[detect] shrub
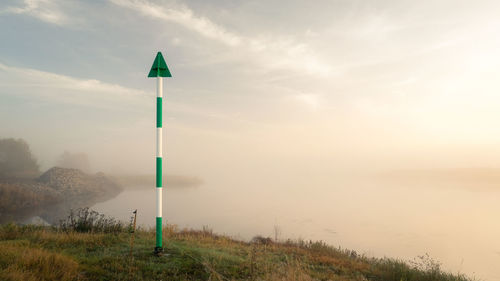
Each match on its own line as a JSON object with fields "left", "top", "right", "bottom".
{"left": 0, "top": 183, "right": 60, "bottom": 218}
{"left": 251, "top": 235, "right": 274, "bottom": 245}
{"left": 56, "top": 151, "right": 91, "bottom": 173}
{"left": 58, "top": 207, "right": 125, "bottom": 233}
{"left": 0, "top": 138, "right": 40, "bottom": 179}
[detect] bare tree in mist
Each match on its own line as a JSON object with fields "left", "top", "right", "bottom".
{"left": 274, "top": 224, "right": 282, "bottom": 242}
{"left": 0, "top": 138, "right": 40, "bottom": 179}
{"left": 57, "top": 151, "right": 91, "bottom": 173}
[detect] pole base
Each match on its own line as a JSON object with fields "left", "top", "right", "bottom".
{"left": 154, "top": 246, "right": 164, "bottom": 256}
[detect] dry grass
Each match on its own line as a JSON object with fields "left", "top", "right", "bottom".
{"left": 0, "top": 222, "right": 475, "bottom": 281}
{"left": 0, "top": 223, "right": 119, "bottom": 249}
{"left": 157, "top": 225, "right": 474, "bottom": 281}
{"left": 31, "top": 230, "right": 119, "bottom": 248}
{"left": 261, "top": 263, "right": 315, "bottom": 281}
{"left": 0, "top": 244, "right": 80, "bottom": 281}
{"left": 0, "top": 183, "right": 59, "bottom": 217}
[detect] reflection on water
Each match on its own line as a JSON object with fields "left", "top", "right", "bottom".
{"left": 92, "top": 177, "right": 500, "bottom": 281}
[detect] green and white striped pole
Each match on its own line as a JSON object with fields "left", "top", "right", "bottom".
{"left": 148, "top": 52, "right": 171, "bottom": 255}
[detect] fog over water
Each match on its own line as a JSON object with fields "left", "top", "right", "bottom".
{"left": 92, "top": 169, "right": 500, "bottom": 281}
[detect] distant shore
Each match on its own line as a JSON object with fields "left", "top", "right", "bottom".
{"left": 0, "top": 167, "right": 122, "bottom": 224}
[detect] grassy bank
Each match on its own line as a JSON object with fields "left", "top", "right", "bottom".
{"left": 0, "top": 222, "right": 475, "bottom": 281}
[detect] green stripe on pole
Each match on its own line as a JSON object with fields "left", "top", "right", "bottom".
{"left": 156, "top": 217, "right": 162, "bottom": 247}
{"left": 156, "top": 157, "right": 162, "bottom": 187}
{"left": 156, "top": 97, "right": 162, "bottom": 127}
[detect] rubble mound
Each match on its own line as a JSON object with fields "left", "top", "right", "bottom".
{"left": 0, "top": 167, "right": 123, "bottom": 224}
{"left": 38, "top": 167, "right": 121, "bottom": 200}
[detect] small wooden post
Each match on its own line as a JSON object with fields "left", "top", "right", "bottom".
{"left": 129, "top": 210, "right": 137, "bottom": 261}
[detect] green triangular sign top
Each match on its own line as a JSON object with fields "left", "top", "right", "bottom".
{"left": 148, "top": 52, "right": 172, "bottom": 78}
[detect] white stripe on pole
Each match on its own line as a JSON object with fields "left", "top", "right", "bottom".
{"left": 156, "top": 128, "right": 162, "bottom": 157}
{"left": 156, "top": 188, "right": 162, "bottom": 217}
{"left": 157, "top": 77, "right": 163, "bottom": 98}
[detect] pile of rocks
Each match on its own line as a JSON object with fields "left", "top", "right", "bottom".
{"left": 38, "top": 167, "right": 122, "bottom": 201}
{"left": 0, "top": 167, "right": 123, "bottom": 224}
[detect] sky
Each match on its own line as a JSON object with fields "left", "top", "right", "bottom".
{"left": 1, "top": 0, "right": 500, "bottom": 177}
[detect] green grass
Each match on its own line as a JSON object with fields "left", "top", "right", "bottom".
{"left": 0, "top": 223, "right": 476, "bottom": 281}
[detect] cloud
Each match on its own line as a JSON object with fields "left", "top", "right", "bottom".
{"left": 109, "top": 0, "right": 332, "bottom": 77}
{"left": 109, "top": 0, "right": 242, "bottom": 47}
{"left": 0, "top": 62, "right": 259, "bottom": 128}
{"left": 2, "top": 0, "right": 68, "bottom": 25}
{"left": 0, "top": 62, "right": 153, "bottom": 110}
